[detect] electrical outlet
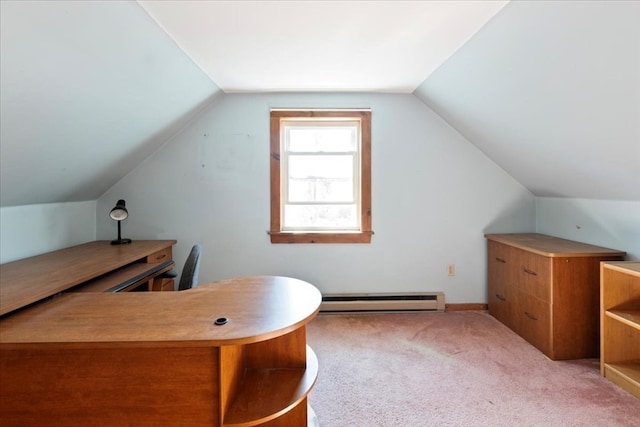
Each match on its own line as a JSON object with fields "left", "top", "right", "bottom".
{"left": 447, "top": 264, "right": 455, "bottom": 276}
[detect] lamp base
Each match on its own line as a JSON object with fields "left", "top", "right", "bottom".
{"left": 111, "top": 238, "right": 132, "bottom": 245}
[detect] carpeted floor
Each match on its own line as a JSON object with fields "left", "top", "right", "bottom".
{"left": 307, "top": 311, "right": 640, "bottom": 427}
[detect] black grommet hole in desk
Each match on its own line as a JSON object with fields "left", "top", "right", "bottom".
{"left": 214, "top": 317, "right": 228, "bottom": 326}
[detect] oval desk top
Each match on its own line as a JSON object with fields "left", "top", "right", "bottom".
{"left": 0, "top": 276, "right": 321, "bottom": 349}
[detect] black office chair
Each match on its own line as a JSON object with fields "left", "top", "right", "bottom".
{"left": 162, "top": 244, "right": 202, "bottom": 291}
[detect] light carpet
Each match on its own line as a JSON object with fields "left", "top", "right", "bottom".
{"left": 307, "top": 311, "right": 640, "bottom": 427}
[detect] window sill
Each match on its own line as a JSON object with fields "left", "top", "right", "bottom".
{"left": 269, "top": 231, "right": 373, "bottom": 244}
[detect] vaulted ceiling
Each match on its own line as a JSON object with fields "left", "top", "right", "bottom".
{"left": 1, "top": 0, "right": 638, "bottom": 207}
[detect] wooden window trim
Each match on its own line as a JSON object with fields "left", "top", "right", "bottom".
{"left": 270, "top": 109, "right": 372, "bottom": 244}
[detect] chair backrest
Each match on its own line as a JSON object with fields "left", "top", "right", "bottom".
{"left": 178, "top": 244, "right": 202, "bottom": 291}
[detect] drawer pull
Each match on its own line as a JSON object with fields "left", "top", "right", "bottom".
{"left": 495, "top": 257, "right": 506, "bottom": 263}
{"left": 523, "top": 268, "right": 537, "bottom": 276}
{"left": 157, "top": 254, "right": 167, "bottom": 260}
{"left": 524, "top": 311, "right": 538, "bottom": 321}
{"left": 495, "top": 294, "right": 506, "bottom": 302}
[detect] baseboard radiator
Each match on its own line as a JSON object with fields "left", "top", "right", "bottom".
{"left": 320, "top": 292, "right": 445, "bottom": 313}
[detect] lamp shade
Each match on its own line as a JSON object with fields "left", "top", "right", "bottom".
{"left": 109, "top": 199, "right": 128, "bottom": 221}
{"left": 109, "top": 199, "right": 132, "bottom": 245}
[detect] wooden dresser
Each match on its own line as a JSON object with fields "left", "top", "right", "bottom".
{"left": 485, "top": 233, "right": 625, "bottom": 360}
{"left": 600, "top": 261, "right": 640, "bottom": 398}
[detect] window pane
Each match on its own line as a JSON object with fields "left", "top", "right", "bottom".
{"left": 287, "top": 126, "right": 356, "bottom": 152}
{"left": 288, "top": 155, "right": 354, "bottom": 202}
{"left": 284, "top": 204, "right": 358, "bottom": 230}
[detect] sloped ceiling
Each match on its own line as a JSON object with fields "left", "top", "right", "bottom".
{"left": 1, "top": 1, "right": 638, "bottom": 208}
{"left": 415, "top": 0, "right": 640, "bottom": 201}
{"left": 0, "top": 0, "right": 221, "bottom": 207}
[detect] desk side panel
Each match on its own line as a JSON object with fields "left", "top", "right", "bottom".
{"left": 0, "top": 345, "right": 219, "bottom": 427}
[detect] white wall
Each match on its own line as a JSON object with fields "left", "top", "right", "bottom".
{"left": 536, "top": 198, "right": 640, "bottom": 261}
{"left": 97, "top": 93, "right": 535, "bottom": 303}
{"left": 0, "top": 201, "right": 96, "bottom": 263}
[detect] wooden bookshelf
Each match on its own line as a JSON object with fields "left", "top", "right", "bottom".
{"left": 601, "top": 261, "right": 640, "bottom": 399}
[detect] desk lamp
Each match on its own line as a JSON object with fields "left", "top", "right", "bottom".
{"left": 109, "top": 199, "right": 132, "bottom": 245}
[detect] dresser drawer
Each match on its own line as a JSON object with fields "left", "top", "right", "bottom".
{"left": 515, "top": 292, "right": 551, "bottom": 356}
{"left": 488, "top": 241, "right": 512, "bottom": 281}
{"left": 488, "top": 240, "right": 511, "bottom": 265}
{"left": 516, "top": 250, "right": 551, "bottom": 302}
{"left": 488, "top": 241, "right": 516, "bottom": 294}
{"left": 146, "top": 247, "right": 172, "bottom": 264}
{"left": 488, "top": 285, "right": 514, "bottom": 328}
{"left": 488, "top": 241, "right": 516, "bottom": 329}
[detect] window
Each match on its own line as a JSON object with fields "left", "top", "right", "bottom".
{"left": 270, "top": 110, "right": 372, "bottom": 243}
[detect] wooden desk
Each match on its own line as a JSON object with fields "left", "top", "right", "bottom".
{"left": 0, "top": 240, "right": 176, "bottom": 315}
{"left": 0, "top": 275, "right": 322, "bottom": 426}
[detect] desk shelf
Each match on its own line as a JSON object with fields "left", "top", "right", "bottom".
{"left": 224, "top": 346, "right": 318, "bottom": 427}
{"left": 73, "top": 260, "right": 174, "bottom": 293}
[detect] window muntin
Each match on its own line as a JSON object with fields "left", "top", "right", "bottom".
{"left": 270, "top": 110, "right": 372, "bottom": 244}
